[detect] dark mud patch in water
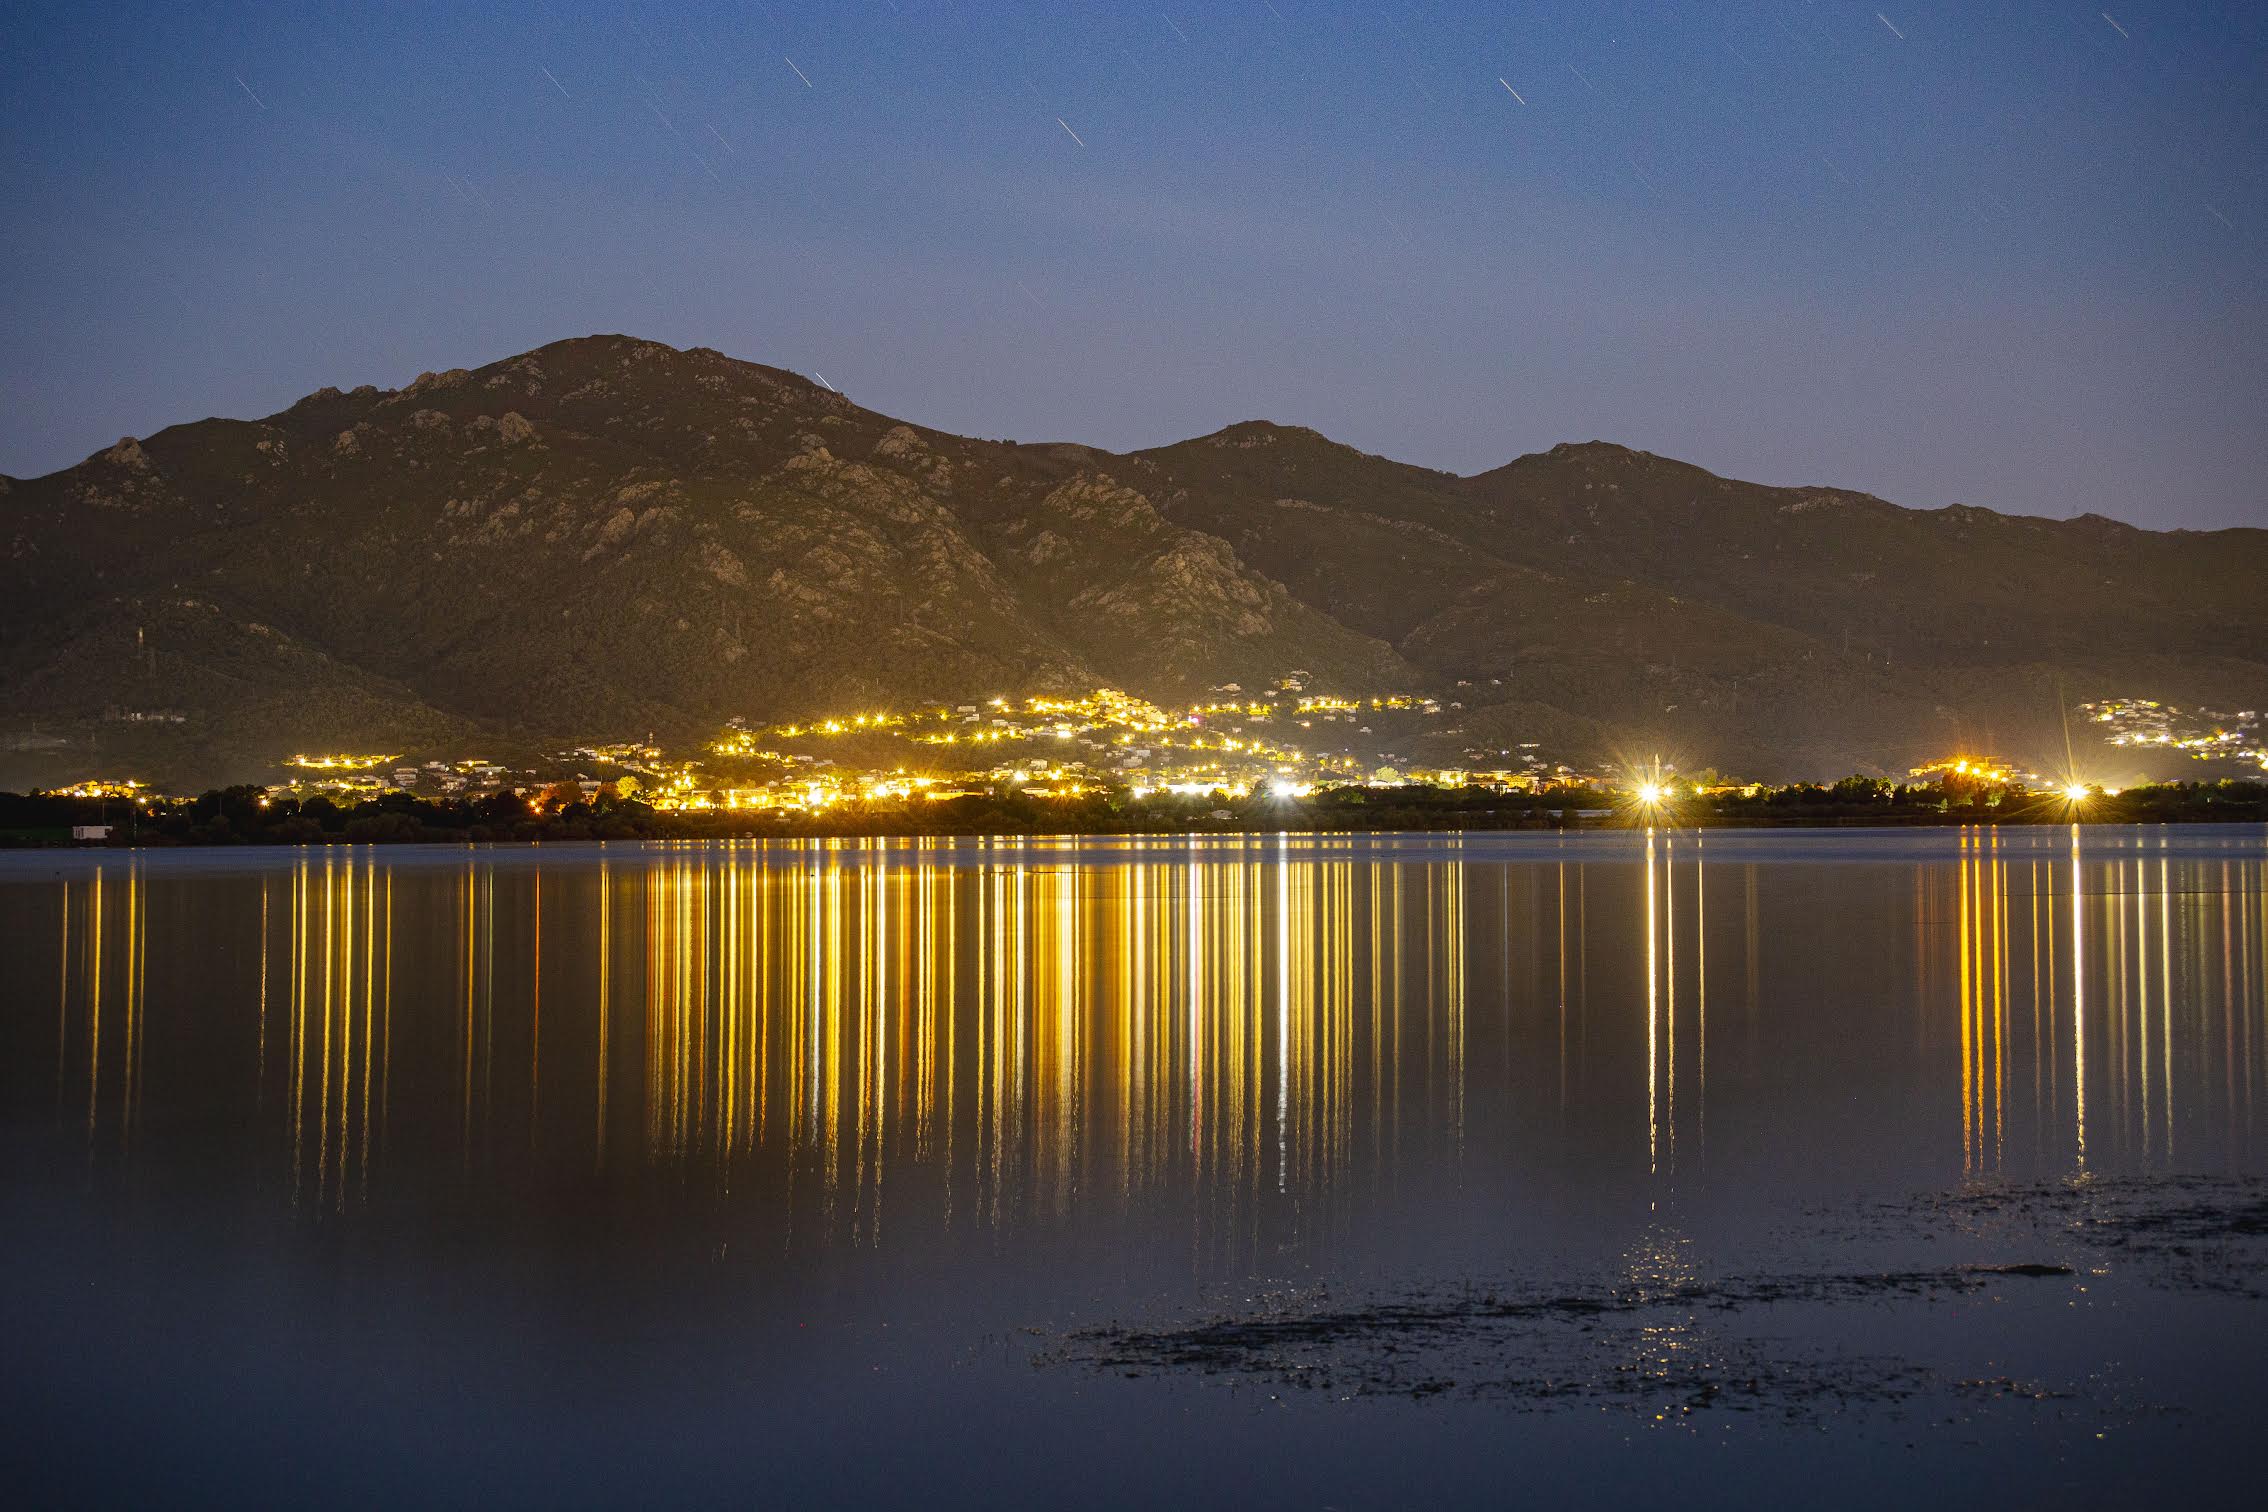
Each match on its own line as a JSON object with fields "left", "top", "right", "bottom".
{"left": 1839, "top": 1174, "right": 2268, "bottom": 1298}
{"left": 1049, "top": 1267, "right": 2069, "bottom": 1419}
{"left": 1046, "top": 1176, "right": 2266, "bottom": 1420}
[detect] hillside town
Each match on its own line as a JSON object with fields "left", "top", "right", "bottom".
{"left": 19, "top": 680, "right": 2266, "bottom": 828}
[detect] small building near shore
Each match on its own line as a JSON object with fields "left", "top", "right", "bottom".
{"left": 71, "top": 825, "right": 112, "bottom": 842}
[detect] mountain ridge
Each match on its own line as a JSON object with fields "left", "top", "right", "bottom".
{"left": 3, "top": 333, "right": 2262, "bottom": 790}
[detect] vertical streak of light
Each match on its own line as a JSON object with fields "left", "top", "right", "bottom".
{"left": 2136, "top": 856, "right": 2151, "bottom": 1160}
{"left": 1448, "top": 850, "right": 1466, "bottom": 1167}
{"left": 291, "top": 859, "right": 305, "bottom": 1197}
{"left": 1993, "top": 836, "right": 2007, "bottom": 1169}
{"left": 1696, "top": 835, "right": 1706, "bottom": 1159}
{"left": 1360, "top": 870, "right": 1378, "bottom": 1178}
{"left": 1188, "top": 845, "right": 1202, "bottom": 1161}
{"left": 382, "top": 871, "right": 393, "bottom": 1157}
{"left": 319, "top": 854, "right": 335, "bottom": 1205}
{"left": 809, "top": 856, "right": 823, "bottom": 1159}
{"left": 337, "top": 857, "right": 355, "bottom": 1206}
{"left": 1055, "top": 862, "right": 1075, "bottom": 1220}
{"left": 944, "top": 863, "right": 956, "bottom": 1227}
{"left": 1666, "top": 833, "right": 1676, "bottom": 1171}
{"left": 1960, "top": 846, "right": 1975, "bottom": 1173}
{"left": 878, "top": 860, "right": 894, "bottom": 1240}
{"left": 597, "top": 860, "right": 610, "bottom": 1168}
{"left": 1378, "top": 870, "right": 1397, "bottom": 1178}
{"left": 2107, "top": 855, "right": 2128, "bottom": 1158}
{"left": 1277, "top": 836, "right": 1289, "bottom": 1192}
{"left": 2045, "top": 860, "right": 2058, "bottom": 1128}
{"left": 2161, "top": 851, "right": 2175, "bottom": 1160}
{"left": 361, "top": 856, "right": 375, "bottom": 1201}
{"left": 484, "top": 866, "right": 496, "bottom": 1153}
{"left": 1645, "top": 830, "right": 1658, "bottom": 1178}
{"left": 2223, "top": 863, "right": 2235, "bottom": 1153}
{"left": 2041, "top": 861, "right": 2059, "bottom": 1160}
{"left": 121, "top": 864, "right": 142, "bottom": 1151}
{"left": 1557, "top": 862, "right": 1568, "bottom": 1116}
{"left": 2073, "top": 826, "right": 2088, "bottom": 1169}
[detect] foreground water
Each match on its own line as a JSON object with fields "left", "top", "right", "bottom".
{"left": 3, "top": 826, "right": 2264, "bottom": 1506}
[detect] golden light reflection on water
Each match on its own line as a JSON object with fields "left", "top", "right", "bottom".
{"left": 26, "top": 833, "right": 2268, "bottom": 1234}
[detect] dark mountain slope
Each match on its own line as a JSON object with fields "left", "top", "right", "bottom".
{"left": 1458, "top": 442, "right": 2268, "bottom": 667}
{"left": 0, "top": 337, "right": 1401, "bottom": 786}
{"left": 1135, "top": 431, "right": 2268, "bottom": 777}
{"left": 2, "top": 335, "right": 2259, "bottom": 789}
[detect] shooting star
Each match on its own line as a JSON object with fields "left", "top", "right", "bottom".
{"left": 1056, "top": 116, "right": 1086, "bottom": 147}
{"left": 1498, "top": 78, "right": 1527, "bottom": 105}
{"left": 1564, "top": 62, "right": 1599, "bottom": 96}
{"left": 707, "top": 123, "right": 737, "bottom": 156}
{"left": 784, "top": 55, "right": 813, "bottom": 88}
{"left": 233, "top": 73, "right": 267, "bottom": 110}
{"left": 1015, "top": 280, "right": 1044, "bottom": 308}
{"left": 540, "top": 65, "right": 570, "bottom": 98}
{"left": 813, "top": 371, "right": 837, "bottom": 393}
{"left": 1876, "top": 13, "right": 1905, "bottom": 41}
{"left": 2206, "top": 204, "right": 2234, "bottom": 230}
{"left": 442, "top": 172, "right": 490, "bottom": 210}
{"left": 2102, "top": 12, "right": 2130, "bottom": 41}
{"left": 1162, "top": 13, "right": 1190, "bottom": 44}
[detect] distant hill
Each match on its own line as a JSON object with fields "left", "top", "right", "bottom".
{"left": 3, "top": 334, "right": 2262, "bottom": 789}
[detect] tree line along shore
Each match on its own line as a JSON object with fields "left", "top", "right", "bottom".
{"left": 3, "top": 776, "right": 2263, "bottom": 847}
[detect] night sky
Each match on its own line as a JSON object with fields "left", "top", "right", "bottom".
{"left": 2, "top": 1, "right": 2261, "bottom": 528}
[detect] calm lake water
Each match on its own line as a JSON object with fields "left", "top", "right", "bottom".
{"left": 4, "top": 826, "right": 2265, "bottom": 1507}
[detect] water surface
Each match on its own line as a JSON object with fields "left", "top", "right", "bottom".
{"left": 3, "top": 826, "right": 2264, "bottom": 1506}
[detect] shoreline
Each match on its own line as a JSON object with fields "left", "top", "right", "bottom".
{"left": 6, "top": 809, "right": 2263, "bottom": 855}
{"left": 8, "top": 777, "right": 2263, "bottom": 849}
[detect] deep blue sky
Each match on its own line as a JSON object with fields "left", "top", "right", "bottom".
{"left": 2, "top": 1, "right": 2262, "bottom": 527}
